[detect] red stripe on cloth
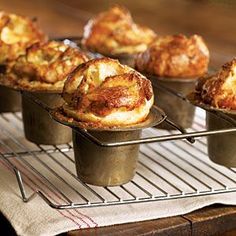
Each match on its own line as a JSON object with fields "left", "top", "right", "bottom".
{"left": 0, "top": 159, "right": 82, "bottom": 229}
{"left": 10, "top": 158, "right": 97, "bottom": 227}
{"left": 12, "top": 159, "right": 98, "bottom": 228}
{"left": 9, "top": 160, "right": 92, "bottom": 228}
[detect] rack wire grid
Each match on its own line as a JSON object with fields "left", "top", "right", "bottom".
{"left": 1, "top": 84, "right": 236, "bottom": 210}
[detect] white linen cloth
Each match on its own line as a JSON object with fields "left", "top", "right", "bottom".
{"left": 0, "top": 109, "right": 236, "bottom": 236}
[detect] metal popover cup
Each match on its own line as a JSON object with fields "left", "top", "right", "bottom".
{"left": 113, "top": 54, "right": 136, "bottom": 68}
{"left": 0, "top": 85, "right": 21, "bottom": 112}
{"left": 72, "top": 129, "right": 141, "bottom": 186}
{"left": 206, "top": 110, "right": 236, "bottom": 167}
{"left": 187, "top": 93, "right": 236, "bottom": 167}
{"left": 105, "top": 53, "right": 136, "bottom": 68}
{"left": 22, "top": 91, "right": 72, "bottom": 145}
{"left": 148, "top": 76, "right": 197, "bottom": 130}
{"left": 50, "top": 106, "right": 165, "bottom": 186}
{"left": 59, "top": 37, "right": 136, "bottom": 67}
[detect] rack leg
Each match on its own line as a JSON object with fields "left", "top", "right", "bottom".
{"left": 3, "top": 158, "right": 37, "bottom": 202}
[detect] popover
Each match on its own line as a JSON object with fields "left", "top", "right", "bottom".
{"left": 82, "top": 5, "right": 156, "bottom": 56}
{"left": 5, "top": 41, "right": 89, "bottom": 91}
{"left": 62, "top": 58, "right": 154, "bottom": 126}
{"left": 0, "top": 11, "right": 46, "bottom": 64}
{"left": 135, "top": 34, "right": 209, "bottom": 78}
{"left": 195, "top": 58, "right": 236, "bottom": 110}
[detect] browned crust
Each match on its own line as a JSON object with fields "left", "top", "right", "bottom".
{"left": 82, "top": 5, "right": 156, "bottom": 55}
{"left": 62, "top": 57, "right": 132, "bottom": 104}
{"left": 0, "top": 11, "right": 47, "bottom": 64}
{"left": 76, "top": 72, "right": 153, "bottom": 116}
{"left": 2, "top": 41, "right": 89, "bottom": 92}
{"left": 194, "top": 58, "right": 236, "bottom": 110}
{"left": 135, "top": 34, "right": 209, "bottom": 78}
{"left": 62, "top": 57, "right": 153, "bottom": 118}
{"left": 52, "top": 108, "right": 106, "bottom": 129}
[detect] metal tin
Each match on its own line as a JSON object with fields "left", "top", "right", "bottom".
{"left": 22, "top": 91, "right": 72, "bottom": 145}
{"left": 114, "top": 54, "right": 136, "bottom": 68}
{"left": 59, "top": 37, "right": 136, "bottom": 67}
{"left": 106, "top": 53, "right": 136, "bottom": 68}
{"left": 149, "top": 76, "right": 197, "bottom": 129}
{"left": 206, "top": 111, "right": 236, "bottom": 167}
{"left": 73, "top": 129, "right": 141, "bottom": 186}
{"left": 0, "top": 85, "right": 21, "bottom": 112}
{"left": 50, "top": 106, "right": 165, "bottom": 186}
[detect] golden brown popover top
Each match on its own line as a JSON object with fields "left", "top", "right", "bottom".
{"left": 6, "top": 41, "right": 89, "bottom": 91}
{"left": 195, "top": 58, "right": 236, "bottom": 110}
{"left": 82, "top": 5, "right": 156, "bottom": 55}
{"left": 135, "top": 34, "right": 209, "bottom": 78}
{"left": 0, "top": 11, "right": 47, "bottom": 64}
{"left": 62, "top": 58, "right": 154, "bottom": 126}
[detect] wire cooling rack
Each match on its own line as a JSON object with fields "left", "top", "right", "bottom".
{"left": 1, "top": 105, "right": 236, "bottom": 209}
{"left": 0, "top": 44, "right": 236, "bottom": 209}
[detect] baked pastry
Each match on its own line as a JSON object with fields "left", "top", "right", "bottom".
{"left": 82, "top": 5, "right": 156, "bottom": 56}
{"left": 195, "top": 58, "right": 236, "bottom": 110}
{"left": 135, "top": 34, "right": 209, "bottom": 78}
{"left": 62, "top": 58, "right": 154, "bottom": 126}
{"left": 6, "top": 41, "right": 89, "bottom": 91}
{"left": 0, "top": 11, "right": 46, "bottom": 64}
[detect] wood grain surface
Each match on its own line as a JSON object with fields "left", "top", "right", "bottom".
{"left": 68, "top": 216, "right": 191, "bottom": 236}
{"left": 184, "top": 205, "right": 236, "bottom": 236}
{"left": 0, "top": 0, "right": 235, "bottom": 235}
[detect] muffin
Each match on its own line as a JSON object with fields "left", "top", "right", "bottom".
{"left": 58, "top": 58, "right": 155, "bottom": 186}
{"left": 4, "top": 40, "right": 89, "bottom": 145}
{"left": 135, "top": 34, "right": 210, "bottom": 129}
{"left": 82, "top": 5, "right": 156, "bottom": 67}
{"left": 190, "top": 58, "right": 236, "bottom": 167}
{"left": 0, "top": 11, "right": 47, "bottom": 112}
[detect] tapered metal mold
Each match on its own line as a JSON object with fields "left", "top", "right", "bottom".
{"left": 0, "top": 85, "right": 21, "bottom": 112}
{"left": 51, "top": 106, "right": 165, "bottom": 186}
{"left": 72, "top": 129, "right": 141, "bottom": 186}
{"left": 22, "top": 91, "right": 72, "bottom": 145}
{"left": 99, "top": 53, "right": 136, "bottom": 68}
{"left": 206, "top": 111, "right": 236, "bottom": 167}
{"left": 148, "top": 76, "right": 197, "bottom": 129}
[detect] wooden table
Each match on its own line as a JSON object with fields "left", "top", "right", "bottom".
{"left": 2, "top": 205, "right": 236, "bottom": 235}
{"left": 0, "top": 0, "right": 236, "bottom": 235}
{"left": 68, "top": 205, "right": 236, "bottom": 236}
